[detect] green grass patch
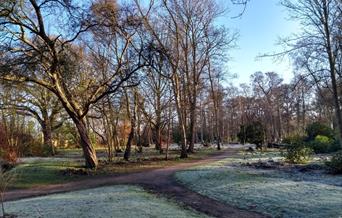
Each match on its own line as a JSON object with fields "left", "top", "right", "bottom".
{"left": 11, "top": 159, "right": 82, "bottom": 189}
{"left": 5, "top": 185, "right": 210, "bottom": 218}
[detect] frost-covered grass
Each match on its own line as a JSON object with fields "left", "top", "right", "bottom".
{"left": 175, "top": 151, "right": 342, "bottom": 218}
{"left": 5, "top": 185, "right": 209, "bottom": 218}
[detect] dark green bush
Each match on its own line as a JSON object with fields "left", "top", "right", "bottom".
{"left": 326, "top": 151, "right": 342, "bottom": 174}
{"left": 172, "top": 128, "right": 182, "bottom": 144}
{"left": 306, "top": 135, "right": 340, "bottom": 154}
{"left": 283, "top": 126, "right": 340, "bottom": 154}
{"left": 237, "top": 121, "right": 265, "bottom": 149}
{"left": 315, "top": 135, "right": 330, "bottom": 143}
{"left": 13, "top": 132, "right": 54, "bottom": 157}
{"left": 25, "top": 143, "right": 54, "bottom": 157}
{"left": 305, "top": 122, "right": 334, "bottom": 141}
{"left": 285, "top": 144, "right": 313, "bottom": 164}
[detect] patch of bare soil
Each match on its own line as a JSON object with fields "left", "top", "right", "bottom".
{"left": 5, "top": 150, "right": 266, "bottom": 218}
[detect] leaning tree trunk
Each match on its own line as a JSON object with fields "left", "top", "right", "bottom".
{"left": 73, "top": 117, "right": 98, "bottom": 169}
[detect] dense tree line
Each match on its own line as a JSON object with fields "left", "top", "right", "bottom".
{"left": 0, "top": 0, "right": 341, "bottom": 169}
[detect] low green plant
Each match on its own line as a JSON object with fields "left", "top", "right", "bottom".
{"left": 283, "top": 134, "right": 340, "bottom": 154}
{"left": 305, "top": 122, "right": 334, "bottom": 141}
{"left": 307, "top": 135, "right": 340, "bottom": 154}
{"left": 315, "top": 135, "right": 331, "bottom": 143}
{"left": 326, "top": 151, "right": 342, "bottom": 174}
{"left": 285, "top": 145, "right": 313, "bottom": 164}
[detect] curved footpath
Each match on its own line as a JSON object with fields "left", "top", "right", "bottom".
{"left": 5, "top": 150, "right": 266, "bottom": 218}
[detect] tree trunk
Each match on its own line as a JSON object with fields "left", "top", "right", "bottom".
{"left": 124, "top": 90, "right": 138, "bottom": 161}
{"left": 172, "top": 74, "right": 188, "bottom": 159}
{"left": 73, "top": 118, "right": 98, "bottom": 169}
{"left": 165, "top": 103, "right": 172, "bottom": 160}
{"left": 322, "top": 3, "right": 342, "bottom": 144}
{"left": 214, "top": 103, "right": 221, "bottom": 150}
{"left": 277, "top": 105, "right": 282, "bottom": 142}
{"left": 41, "top": 121, "right": 54, "bottom": 156}
{"left": 154, "top": 125, "right": 162, "bottom": 151}
{"left": 124, "top": 126, "right": 134, "bottom": 161}
{"left": 180, "top": 123, "right": 188, "bottom": 158}
{"left": 208, "top": 63, "right": 221, "bottom": 150}
{"left": 187, "top": 104, "right": 196, "bottom": 153}
{"left": 177, "top": 102, "right": 188, "bottom": 158}
{"left": 330, "top": 69, "right": 342, "bottom": 143}
{"left": 216, "top": 116, "right": 221, "bottom": 150}
{"left": 157, "top": 127, "right": 163, "bottom": 154}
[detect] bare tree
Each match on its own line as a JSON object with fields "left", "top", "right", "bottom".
{"left": 140, "top": 52, "right": 171, "bottom": 153}
{"left": 135, "top": 0, "right": 234, "bottom": 156}
{"left": 0, "top": 0, "right": 146, "bottom": 168}
{"left": 207, "top": 63, "right": 225, "bottom": 150}
{"left": 123, "top": 88, "right": 138, "bottom": 161}
{"left": 281, "top": 0, "right": 342, "bottom": 144}
{"left": 0, "top": 83, "right": 64, "bottom": 155}
{"left": 251, "top": 72, "right": 283, "bottom": 142}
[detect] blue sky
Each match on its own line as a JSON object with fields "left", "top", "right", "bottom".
{"left": 220, "top": 0, "right": 300, "bottom": 85}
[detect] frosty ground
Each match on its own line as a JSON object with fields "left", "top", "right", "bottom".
{"left": 6, "top": 185, "right": 208, "bottom": 218}
{"left": 175, "top": 150, "right": 342, "bottom": 218}
{"left": 5, "top": 145, "right": 342, "bottom": 218}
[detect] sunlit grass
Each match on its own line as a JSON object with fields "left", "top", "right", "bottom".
{"left": 12, "top": 159, "right": 83, "bottom": 189}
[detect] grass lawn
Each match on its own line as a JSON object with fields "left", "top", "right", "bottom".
{"left": 12, "top": 158, "right": 83, "bottom": 189}
{"left": 10, "top": 147, "right": 220, "bottom": 189}
{"left": 5, "top": 185, "right": 209, "bottom": 218}
{"left": 175, "top": 150, "right": 342, "bottom": 218}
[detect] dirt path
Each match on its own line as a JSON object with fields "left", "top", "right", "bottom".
{"left": 5, "top": 149, "right": 266, "bottom": 218}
